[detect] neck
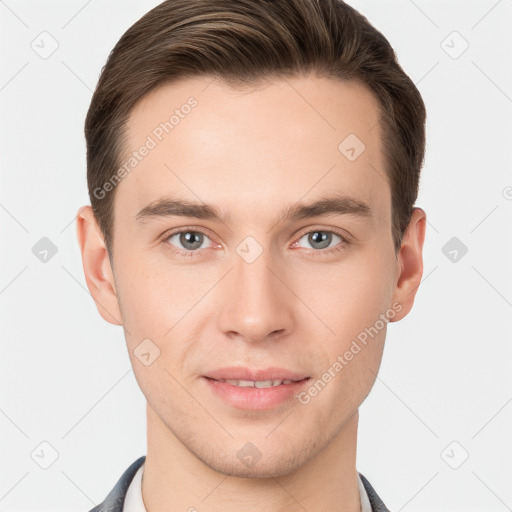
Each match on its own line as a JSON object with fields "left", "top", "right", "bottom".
{"left": 142, "top": 404, "right": 362, "bottom": 512}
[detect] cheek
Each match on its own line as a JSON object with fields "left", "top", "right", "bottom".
{"left": 115, "top": 256, "right": 210, "bottom": 379}
{"left": 300, "top": 250, "right": 395, "bottom": 340}
{"left": 115, "top": 252, "right": 202, "bottom": 337}
{"left": 293, "top": 249, "right": 394, "bottom": 406}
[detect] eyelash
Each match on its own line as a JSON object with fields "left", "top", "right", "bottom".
{"left": 159, "top": 227, "right": 349, "bottom": 259}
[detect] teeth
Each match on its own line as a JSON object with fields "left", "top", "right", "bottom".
{"left": 220, "top": 378, "right": 295, "bottom": 388}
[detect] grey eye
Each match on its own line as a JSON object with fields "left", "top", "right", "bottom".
{"left": 168, "top": 231, "right": 211, "bottom": 251}
{"left": 297, "top": 231, "right": 342, "bottom": 250}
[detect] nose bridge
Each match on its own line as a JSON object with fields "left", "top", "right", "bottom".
{"left": 217, "top": 241, "right": 293, "bottom": 342}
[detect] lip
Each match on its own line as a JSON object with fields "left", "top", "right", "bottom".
{"left": 203, "top": 366, "right": 309, "bottom": 382}
{"left": 202, "top": 367, "right": 311, "bottom": 410}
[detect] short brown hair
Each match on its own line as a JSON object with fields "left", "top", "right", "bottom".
{"left": 85, "top": 0, "right": 426, "bottom": 259}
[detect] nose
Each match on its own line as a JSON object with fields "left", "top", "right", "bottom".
{"left": 217, "top": 247, "right": 295, "bottom": 345}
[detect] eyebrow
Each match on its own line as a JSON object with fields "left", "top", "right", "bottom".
{"left": 135, "top": 193, "right": 371, "bottom": 225}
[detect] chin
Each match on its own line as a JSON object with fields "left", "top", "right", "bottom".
{"left": 197, "top": 435, "right": 323, "bottom": 479}
{"left": 204, "top": 454, "right": 305, "bottom": 479}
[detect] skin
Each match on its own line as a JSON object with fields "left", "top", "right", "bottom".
{"left": 76, "top": 74, "right": 426, "bottom": 512}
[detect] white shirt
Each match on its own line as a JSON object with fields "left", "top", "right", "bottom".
{"left": 124, "top": 462, "right": 372, "bottom": 512}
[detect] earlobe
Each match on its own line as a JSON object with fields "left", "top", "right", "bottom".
{"left": 75, "top": 205, "right": 123, "bottom": 326}
{"left": 390, "top": 207, "right": 427, "bottom": 322}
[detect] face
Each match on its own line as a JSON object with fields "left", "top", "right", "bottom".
{"left": 78, "top": 74, "right": 425, "bottom": 478}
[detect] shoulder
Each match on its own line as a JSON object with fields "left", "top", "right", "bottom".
{"left": 358, "top": 472, "right": 391, "bottom": 512}
{"left": 87, "top": 455, "right": 146, "bottom": 512}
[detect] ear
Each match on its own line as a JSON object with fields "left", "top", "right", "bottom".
{"left": 75, "top": 205, "right": 123, "bottom": 326}
{"left": 390, "top": 207, "right": 427, "bottom": 322}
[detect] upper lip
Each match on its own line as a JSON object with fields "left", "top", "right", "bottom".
{"left": 204, "top": 367, "right": 310, "bottom": 382}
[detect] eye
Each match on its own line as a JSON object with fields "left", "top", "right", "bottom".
{"left": 294, "top": 229, "right": 347, "bottom": 253}
{"left": 164, "top": 229, "right": 215, "bottom": 256}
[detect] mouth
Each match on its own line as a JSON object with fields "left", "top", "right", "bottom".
{"left": 206, "top": 377, "right": 308, "bottom": 388}
{"left": 202, "top": 368, "right": 311, "bottom": 410}
{"left": 203, "top": 366, "right": 310, "bottom": 383}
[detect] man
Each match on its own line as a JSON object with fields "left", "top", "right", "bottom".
{"left": 76, "top": 0, "right": 427, "bottom": 510}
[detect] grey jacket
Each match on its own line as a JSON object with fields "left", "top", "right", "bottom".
{"left": 88, "top": 455, "right": 390, "bottom": 512}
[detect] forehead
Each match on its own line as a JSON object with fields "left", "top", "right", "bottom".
{"left": 114, "top": 74, "right": 389, "bottom": 228}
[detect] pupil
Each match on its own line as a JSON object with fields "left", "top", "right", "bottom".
{"left": 310, "top": 231, "right": 330, "bottom": 249}
{"left": 181, "top": 231, "right": 202, "bottom": 250}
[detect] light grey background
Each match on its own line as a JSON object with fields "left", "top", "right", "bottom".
{"left": 1, "top": 0, "right": 511, "bottom": 510}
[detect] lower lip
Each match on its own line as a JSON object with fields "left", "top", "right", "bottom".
{"left": 203, "top": 377, "right": 310, "bottom": 410}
